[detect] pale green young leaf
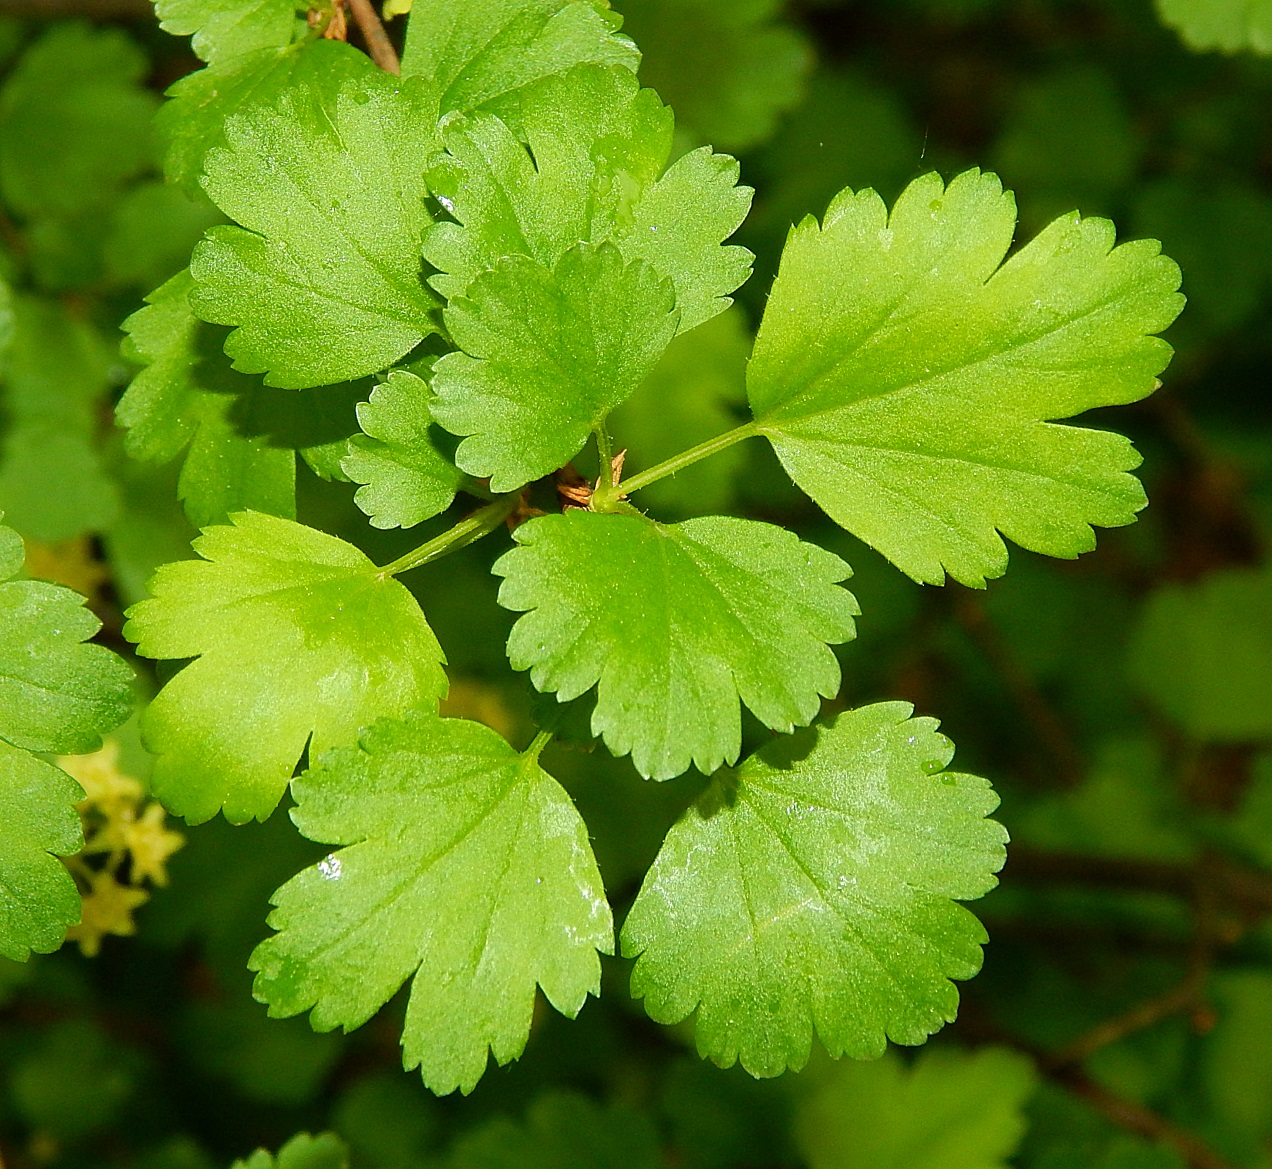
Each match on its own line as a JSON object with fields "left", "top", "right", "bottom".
{"left": 614, "top": 0, "right": 811, "bottom": 151}
{"left": 424, "top": 64, "right": 752, "bottom": 332}
{"left": 342, "top": 369, "right": 463, "bottom": 529}
{"left": 401, "top": 0, "right": 638, "bottom": 116}
{"left": 155, "top": 0, "right": 304, "bottom": 65}
{"left": 795, "top": 1047, "right": 1036, "bottom": 1169}
{"left": 1155, "top": 0, "right": 1272, "bottom": 53}
{"left": 232, "top": 1133, "right": 348, "bottom": 1169}
{"left": 609, "top": 306, "right": 750, "bottom": 516}
{"left": 448, "top": 1092, "right": 661, "bottom": 1169}
{"left": 119, "top": 271, "right": 296, "bottom": 528}
{"left": 747, "top": 169, "right": 1184, "bottom": 587}
{"left": 0, "top": 523, "right": 134, "bottom": 754}
{"left": 190, "top": 70, "right": 442, "bottom": 388}
{"left": 495, "top": 511, "right": 858, "bottom": 780}
{"left": 123, "top": 512, "right": 446, "bottom": 824}
{"left": 0, "top": 742, "right": 86, "bottom": 961}
{"left": 0, "top": 25, "right": 158, "bottom": 219}
{"left": 1129, "top": 564, "right": 1272, "bottom": 742}
{"left": 621, "top": 703, "right": 1007, "bottom": 1074}
{"left": 250, "top": 715, "right": 613, "bottom": 1096}
{"left": 157, "top": 41, "right": 374, "bottom": 192}
{"left": 432, "top": 243, "right": 677, "bottom": 490}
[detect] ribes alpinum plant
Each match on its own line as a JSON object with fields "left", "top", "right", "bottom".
{"left": 5, "top": 0, "right": 1272, "bottom": 1167}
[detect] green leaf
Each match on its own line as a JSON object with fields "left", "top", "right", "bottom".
{"left": 123, "top": 512, "right": 447, "bottom": 824}
{"left": 1155, "top": 0, "right": 1272, "bottom": 53}
{"left": 0, "top": 514, "right": 132, "bottom": 961}
{"left": 621, "top": 703, "right": 1007, "bottom": 1074}
{"left": 433, "top": 243, "right": 678, "bottom": 490}
{"left": 342, "top": 369, "right": 463, "bottom": 529}
{"left": 249, "top": 715, "right": 613, "bottom": 1096}
{"left": 424, "top": 63, "right": 752, "bottom": 333}
{"left": 401, "top": 0, "right": 639, "bottom": 116}
{"left": 119, "top": 271, "right": 297, "bottom": 528}
{"left": 190, "top": 69, "right": 442, "bottom": 387}
{"left": 609, "top": 306, "right": 750, "bottom": 516}
{"left": 0, "top": 296, "right": 121, "bottom": 541}
{"left": 0, "top": 24, "right": 158, "bottom": 219}
{"left": 231, "top": 1133, "right": 348, "bottom": 1169}
{"left": 613, "top": 0, "right": 811, "bottom": 151}
{"left": 0, "top": 523, "right": 134, "bottom": 755}
{"left": 155, "top": 0, "right": 304, "bottom": 65}
{"left": 794, "top": 1046, "right": 1036, "bottom": 1169}
{"left": 495, "top": 511, "right": 858, "bottom": 780}
{"left": 0, "top": 742, "right": 85, "bottom": 961}
{"left": 157, "top": 40, "right": 374, "bottom": 193}
{"left": 447, "top": 1091, "right": 661, "bottom": 1168}
{"left": 1129, "top": 564, "right": 1272, "bottom": 742}
{"left": 746, "top": 169, "right": 1184, "bottom": 587}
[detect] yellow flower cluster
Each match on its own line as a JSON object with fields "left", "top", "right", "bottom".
{"left": 57, "top": 741, "right": 185, "bottom": 957}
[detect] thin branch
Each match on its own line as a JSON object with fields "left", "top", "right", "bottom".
{"left": 1054, "top": 1066, "right": 1239, "bottom": 1169}
{"left": 346, "top": 0, "right": 400, "bottom": 73}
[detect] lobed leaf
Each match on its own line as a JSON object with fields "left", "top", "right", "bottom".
{"left": 432, "top": 243, "right": 678, "bottom": 490}
{"left": 794, "top": 1046, "right": 1036, "bottom": 1169}
{"left": 342, "top": 369, "right": 464, "bottom": 530}
{"left": 0, "top": 743, "right": 87, "bottom": 962}
{"left": 250, "top": 715, "right": 613, "bottom": 1095}
{"left": 157, "top": 40, "right": 374, "bottom": 193}
{"left": 0, "top": 524, "right": 134, "bottom": 755}
{"left": 401, "top": 0, "right": 639, "bottom": 116}
{"left": 0, "top": 518, "right": 133, "bottom": 961}
{"left": 155, "top": 0, "right": 305, "bottom": 66}
{"left": 424, "top": 63, "right": 752, "bottom": 332}
{"left": 495, "top": 510, "right": 858, "bottom": 780}
{"left": 621, "top": 703, "right": 1007, "bottom": 1075}
{"left": 120, "top": 271, "right": 296, "bottom": 528}
{"left": 124, "top": 512, "right": 446, "bottom": 824}
{"left": 747, "top": 169, "right": 1184, "bottom": 587}
{"left": 190, "top": 69, "right": 442, "bottom": 388}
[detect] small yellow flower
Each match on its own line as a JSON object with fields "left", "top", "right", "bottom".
{"left": 58, "top": 740, "right": 143, "bottom": 812}
{"left": 66, "top": 872, "right": 149, "bottom": 958}
{"left": 124, "top": 803, "right": 184, "bottom": 887}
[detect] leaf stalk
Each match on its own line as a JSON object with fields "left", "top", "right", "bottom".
{"left": 591, "top": 420, "right": 760, "bottom": 510}
{"left": 377, "top": 493, "right": 521, "bottom": 577}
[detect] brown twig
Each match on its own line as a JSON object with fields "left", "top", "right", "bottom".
{"left": 346, "top": 0, "right": 400, "bottom": 73}
{"left": 959, "top": 1003, "right": 1238, "bottom": 1169}
{"left": 949, "top": 588, "right": 1086, "bottom": 786}
{"left": 1055, "top": 1067, "right": 1239, "bottom": 1169}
